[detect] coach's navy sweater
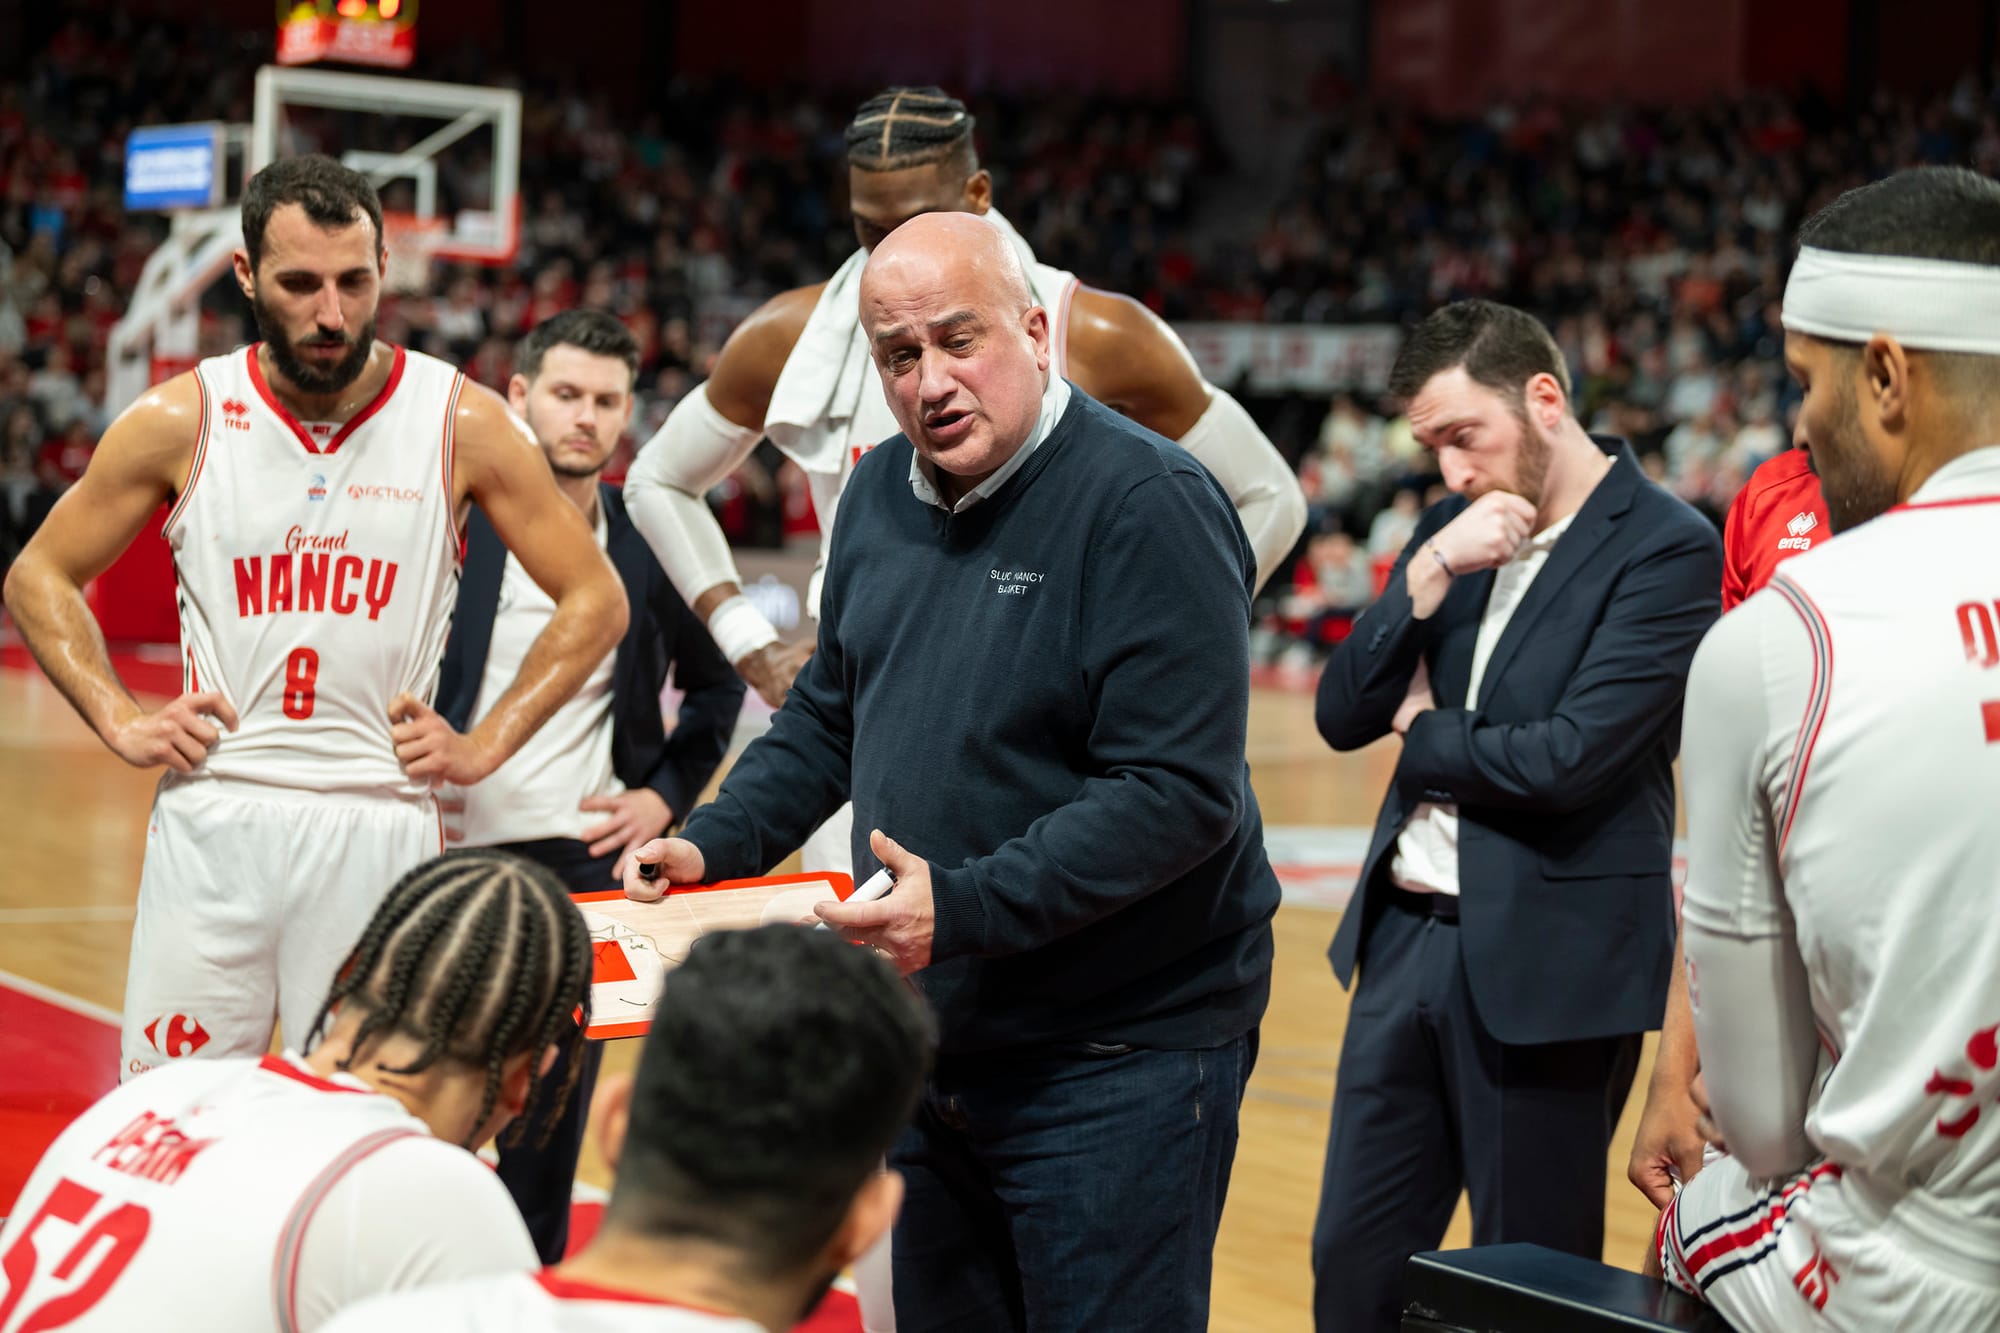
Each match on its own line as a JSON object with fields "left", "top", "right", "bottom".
{"left": 680, "top": 389, "right": 1280, "bottom": 1054}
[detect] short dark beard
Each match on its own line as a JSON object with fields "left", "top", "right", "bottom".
{"left": 251, "top": 284, "right": 376, "bottom": 396}
{"left": 1819, "top": 375, "right": 1899, "bottom": 534}
{"left": 1505, "top": 394, "right": 1551, "bottom": 508}
{"left": 548, "top": 456, "right": 607, "bottom": 480}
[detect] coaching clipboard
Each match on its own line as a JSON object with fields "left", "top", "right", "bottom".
{"left": 575, "top": 872, "right": 855, "bottom": 1039}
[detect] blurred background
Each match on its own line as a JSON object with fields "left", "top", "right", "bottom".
{"left": 0, "top": 0, "right": 1995, "bottom": 663}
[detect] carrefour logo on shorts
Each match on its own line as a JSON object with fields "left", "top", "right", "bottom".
{"left": 307, "top": 474, "right": 327, "bottom": 502}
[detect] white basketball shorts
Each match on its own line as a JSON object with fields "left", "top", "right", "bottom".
{"left": 121, "top": 777, "right": 442, "bottom": 1079}
{"left": 1661, "top": 1153, "right": 2000, "bottom": 1330}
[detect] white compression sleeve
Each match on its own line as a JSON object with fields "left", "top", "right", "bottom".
{"left": 286, "top": 1135, "right": 537, "bottom": 1331}
{"left": 1680, "top": 598, "right": 1822, "bottom": 1180}
{"left": 622, "top": 385, "right": 778, "bottom": 657}
{"left": 1172, "top": 387, "right": 1308, "bottom": 594}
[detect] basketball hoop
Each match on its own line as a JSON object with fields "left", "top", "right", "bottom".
{"left": 382, "top": 211, "right": 445, "bottom": 294}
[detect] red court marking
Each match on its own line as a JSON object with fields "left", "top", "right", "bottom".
{"left": 1, "top": 644, "right": 184, "bottom": 698}
{"left": 0, "top": 982, "right": 123, "bottom": 1215}
{"left": 564, "top": 1200, "right": 604, "bottom": 1257}
{"left": 795, "top": 1290, "right": 863, "bottom": 1332}
{"left": 0, "top": 977, "right": 865, "bottom": 1332}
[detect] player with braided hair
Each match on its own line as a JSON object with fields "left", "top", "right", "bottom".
{"left": 323, "top": 924, "right": 934, "bottom": 1333}
{"left": 842, "top": 86, "right": 980, "bottom": 178}
{"left": 0, "top": 849, "right": 592, "bottom": 1332}
{"left": 625, "top": 84, "right": 1305, "bottom": 712}
{"left": 303, "top": 847, "right": 595, "bottom": 1147}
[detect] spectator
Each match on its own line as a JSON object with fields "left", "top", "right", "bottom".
{"left": 22, "top": 414, "right": 91, "bottom": 539}
{"left": 1366, "top": 487, "right": 1420, "bottom": 560}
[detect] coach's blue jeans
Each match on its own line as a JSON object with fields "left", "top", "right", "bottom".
{"left": 888, "top": 1030, "right": 1258, "bottom": 1333}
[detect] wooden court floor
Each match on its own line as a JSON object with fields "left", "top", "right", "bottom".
{"left": 0, "top": 666, "right": 1668, "bottom": 1330}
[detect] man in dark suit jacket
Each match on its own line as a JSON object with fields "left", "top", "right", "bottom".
{"left": 1310, "top": 301, "right": 1722, "bottom": 1332}
{"left": 434, "top": 311, "right": 744, "bottom": 1262}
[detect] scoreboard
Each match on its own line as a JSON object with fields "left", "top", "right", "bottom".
{"left": 276, "top": 0, "right": 418, "bottom": 69}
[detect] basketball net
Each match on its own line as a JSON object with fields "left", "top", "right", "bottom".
{"left": 382, "top": 211, "right": 446, "bottom": 295}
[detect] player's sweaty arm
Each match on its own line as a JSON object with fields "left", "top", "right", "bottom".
{"left": 1, "top": 376, "right": 241, "bottom": 772}
{"left": 399, "top": 385, "right": 627, "bottom": 784}
{"left": 624, "top": 284, "right": 820, "bottom": 708}
{"left": 1066, "top": 288, "right": 1307, "bottom": 593}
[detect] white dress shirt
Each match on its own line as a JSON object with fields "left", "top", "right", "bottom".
{"left": 455, "top": 502, "right": 623, "bottom": 847}
{"left": 1391, "top": 509, "right": 1579, "bottom": 896}
{"left": 909, "top": 376, "right": 1072, "bottom": 513}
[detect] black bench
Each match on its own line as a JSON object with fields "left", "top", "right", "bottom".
{"left": 1402, "top": 1244, "right": 1736, "bottom": 1331}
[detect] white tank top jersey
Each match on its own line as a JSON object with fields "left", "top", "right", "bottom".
{"left": 321, "top": 1271, "right": 766, "bottom": 1333}
{"left": 163, "top": 344, "right": 465, "bottom": 797}
{"left": 1682, "top": 447, "right": 2000, "bottom": 1211}
{"left": 0, "top": 1054, "right": 536, "bottom": 1333}
{"left": 455, "top": 505, "right": 620, "bottom": 847}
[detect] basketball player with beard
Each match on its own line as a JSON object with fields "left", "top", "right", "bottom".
{"left": 2, "top": 155, "right": 628, "bottom": 1080}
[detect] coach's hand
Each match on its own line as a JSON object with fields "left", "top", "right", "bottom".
{"left": 1435, "top": 490, "right": 1536, "bottom": 573}
{"left": 105, "top": 690, "right": 239, "bottom": 774}
{"left": 814, "top": 830, "right": 933, "bottom": 976}
{"left": 737, "top": 639, "right": 816, "bottom": 711}
{"left": 582, "top": 789, "right": 675, "bottom": 882}
{"left": 388, "top": 693, "right": 496, "bottom": 786}
{"left": 623, "top": 836, "right": 706, "bottom": 903}
{"left": 1409, "top": 490, "right": 1537, "bottom": 619}
{"left": 1628, "top": 1072, "right": 1709, "bottom": 1210}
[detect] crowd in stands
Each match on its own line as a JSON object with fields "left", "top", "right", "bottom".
{"left": 1256, "top": 71, "right": 2000, "bottom": 662}
{"left": 4, "top": 10, "right": 1999, "bottom": 661}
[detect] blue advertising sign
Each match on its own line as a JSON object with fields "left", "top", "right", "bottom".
{"left": 125, "top": 124, "right": 223, "bottom": 212}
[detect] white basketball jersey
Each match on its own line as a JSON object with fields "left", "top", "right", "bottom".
{"left": 0, "top": 1055, "right": 430, "bottom": 1333}
{"left": 322, "top": 1272, "right": 765, "bottom": 1333}
{"left": 1721, "top": 448, "right": 2000, "bottom": 1205}
{"left": 164, "top": 344, "right": 464, "bottom": 796}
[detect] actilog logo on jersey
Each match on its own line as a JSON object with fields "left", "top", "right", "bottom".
{"left": 307, "top": 473, "right": 327, "bottom": 502}
{"left": 346, "top": 483, "right": 425, "bottom": 503}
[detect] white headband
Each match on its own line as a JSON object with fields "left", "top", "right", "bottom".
{"left": 1781, "top": 246, "right": 2000, "bottom": 354}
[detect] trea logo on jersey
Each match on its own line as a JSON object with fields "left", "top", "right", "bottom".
{"left": 1778, "top": 510, "right": 1819, "bottom": 551}
{"left": 233, "top": 527, "right": 399, "bottom": 621}
{"left": 307, "top": 473, "right": 327, "bottom": 502}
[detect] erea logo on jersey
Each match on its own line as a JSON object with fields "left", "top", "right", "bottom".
{"left": 307, "top": 473, "right": 327, "bottom": 502}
